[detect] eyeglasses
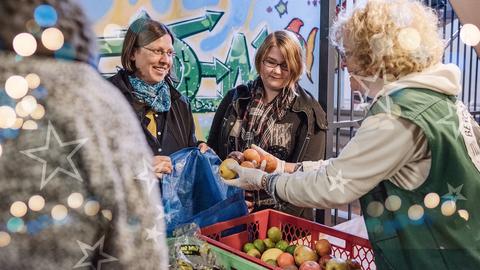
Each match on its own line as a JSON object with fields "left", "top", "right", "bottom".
{"left": 262, "top": 59, "right": 289, "bottom": 72}
{"left": 142, "top": 47, "right": 176, "bottom": 57}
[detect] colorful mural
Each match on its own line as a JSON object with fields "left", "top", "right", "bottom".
{"left": 78, "top": 0, "right": 321, "bottom": 140}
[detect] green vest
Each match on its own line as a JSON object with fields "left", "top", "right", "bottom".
{"left": 360, "top": 88, "right": 480, "bottom": 269}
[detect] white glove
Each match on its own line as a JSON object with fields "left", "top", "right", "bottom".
{"left": 221, "top": 162, "right": 267, "bottom": 190}
{"left": 250, "top": 144, "right": 285, "bottom": 173}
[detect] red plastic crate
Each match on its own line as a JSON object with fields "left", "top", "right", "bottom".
{"left": 200, "top": 209, "right": 375, "bottom": 270}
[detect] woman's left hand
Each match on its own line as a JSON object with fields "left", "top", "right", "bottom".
{"left": 198, "top": 142, "right": 209, "bottom": 154}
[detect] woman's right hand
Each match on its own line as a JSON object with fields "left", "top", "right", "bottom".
{"left": 152, "top": 155, "right": 172, "bottom": 178}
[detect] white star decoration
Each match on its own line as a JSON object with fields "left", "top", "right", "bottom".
{"left": 145, "top": 224, "right": 163, "bottom": 243}
{"left": 442, "top": 183, "right": 467, "bottom": 201}
{"left": 20, "top": 121, "right": 88, "bottom": 190}
{"left": 135, "top": 158, "right": 157, "bottom": 194}
{"left": 73, "top": 235, "right": 118, "bottom": 270}
{"left": 328, "top": 169, "right": 352, "bottom": 194}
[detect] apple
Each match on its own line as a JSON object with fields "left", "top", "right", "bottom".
{"left": 243, "top": 148, "right": 261, "bottom": 164}
{"left": 227, "top": 151, "right": 245, "bottom": 163}
{"left": 261, "top": 154, "right": 277, "bottom": 173}
{"left": 219, "top": 158, "right": 238, "bottom": 179}
{"left": 315, "top": 239, "right": 332, "bottom": 256}
{"left": 325, "top": 258, "right": 348, "bottom": 270}
{"left": 240, "top": 161, "right": 256, "bottom": 168}
{"left": 318, "top": 255, "right": 332, "bottom": 269}
{"left": 299, "top": 261, "right": 321, "bottom": 270}
{"left": 277, "top": 252, "right": 295, "bottom": 268}
{"left": 294, "top": 245, "right": 318, "bottom": 266}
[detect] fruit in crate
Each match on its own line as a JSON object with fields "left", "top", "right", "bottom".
{"left": 315, "top": 239, "right": 332, "bottom": 256}
{"left": 265, "top": 259, "right": 278, "bottom": 266}
{"left": 227, "top": 150, "right": 245, "bottom": 163}
{"left": 275, "top": 240, "right": 289, "bottom": 251}
{"left": 260, "top": 248, "right": 283, "bottom": 262}
{"left": 240, "top": 161, "right": 256, "bottom": 168}
{"left": 318, "top": 255, "right": 332, "bottom": 269}
{"left": 243, "top": 148, "right": 261, "bottom": 164}
{"left": 299, "top": 260, "right": 321, "bottom": 270}
{"left": 286, "top": 244, "right": 298, "bottom": 255}
{"left": 253, "top": 239, "right": 266, "bottom": 253}
{"left": 219, "top": 158, "right": 238, "bottom": 179}
{"left": 283, "top": 265, "right": 299, "bottom": 270}
{"left": 325, "top": 258, "right": 348, "bottom": 270}
{"left": 261, "top": 154, "right": 277, "bottom": 173}
{"left": 294, "top": 245, "right": 318, "bottom": 266}
{"left": 243, "top": 242, "right": 255, "bottom": 253}
{"left": 277, "top": 252, "right": 295, "bottom": 268}
{"left": 247, "top": 248, "right": 261, "bottom": 258}
{"left": 267, "top": 226, "right": 282, "bottom": 243}
{"left": 264, "top": 238, "right": 276, "bottom": 249}
{"left": 346, "top": 259, "right": 362, "bottom": 270}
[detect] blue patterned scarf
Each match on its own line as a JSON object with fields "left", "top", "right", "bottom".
{"left": 128, "top": 76, "right": 171, "bottom": 112}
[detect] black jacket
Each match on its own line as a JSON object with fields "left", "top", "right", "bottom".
{"left": 208, "top": 81, "right": 327, "bottom": 163}
{"left": 207, "top": 81, "right": 327, "bottom": 220}
{"left": 108, "top": 69, "right": 197, "bottom": 156}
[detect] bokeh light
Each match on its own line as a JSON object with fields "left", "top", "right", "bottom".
{"left": 460, "top": 24, "right": 480, "bottom": 47}
{"left": 67, "top": 193, "right": 84, "bottom": 209}
{"left": 0, "top": 106, "right": 17, "bottom": 128}
{"left": 25, "top": 73, "right": 41, "bottom": 89}
{"left": 102, "top": 210, "right": 112, "bottom": 221}
{"left": 15, "top": 102, "right": 29, "bottom": 117}
{"left": 34, "top": 4, "right": 58, "bottom": 27}
{"left": 384, "top": 195, "right": 402, "bottom": 211}
{"left": 103, "top": 24, "right": 124, "bottom": 46}
{"left": 5, "top": 75, "right": 29, "bottom": 99}
{"left": 408, "top": 204, "right": 424, "bottom": 221}
{"left": 51, "top": 205, "right": 68, "bottom": 221}
{"left": 84, "top": 200, "right": 100, "bottom": 216}
{"left": 20, "top": 95, "right": 37, "bottom": 114}
{"left": 424, "top": 192, "right": 440, "bottom": 209}
{"left": 12, "top": 33, "right": 37, "bottom": 57}
{"left": 366, "top": 201, "right": 384, "bottom": 217}
{"left": 31, "top": 104, "right": 45, "bottom": 120}
{"left": 11, "top": 118, "right": 24, "bottom": 130}
{"left": 0, "top": 232, "right": 11, "bottom": 247}
{"left": 398, "top": 27, "right": 421, "bottom": 51}
{"left": 22, "top": 120, "right": 38, "bottom": 130}
{"left": 441, "top": 200, "right": 456, "bottom": 216}
{"left": 7, "top": 217, "right": 24, "bottom": 233}
{"left": 28, "top": 195, "right": 45, "bottom": 211}
{"left": 458, "top": 209, "right": 469, "bottom": 221}
{"left": 10, "top": 201, "right": 28, "bottom": 217}
{"left": 41, "top": 27, "right": 64, "bottom": 51}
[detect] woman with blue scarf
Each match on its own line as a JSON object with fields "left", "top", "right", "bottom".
{"left": 109, "top": 18, "right": 208, "bottom": 178}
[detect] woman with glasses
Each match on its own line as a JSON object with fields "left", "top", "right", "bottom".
{"left": 222, "top": 1, "right": 480, "bottom": 268}
{"left": 109, "top": 18, "right": 207, "bottom": 178}
{"left": 208, "top": 30, "right": 327, "bottom": 218}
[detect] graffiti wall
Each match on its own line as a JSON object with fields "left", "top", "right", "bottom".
{"left": 78, "top": 0, "right": 321, "bottom": 140}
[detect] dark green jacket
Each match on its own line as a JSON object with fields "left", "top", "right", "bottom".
{"left": 361, "top": 88, "right": 480, "bottom": 269}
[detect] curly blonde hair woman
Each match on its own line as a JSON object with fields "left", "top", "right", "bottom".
{"left": 222, "top": 1, "right": 480, "bottom": 269}
{"left": 331, "top": 0, "right": 445, "bottom": 79}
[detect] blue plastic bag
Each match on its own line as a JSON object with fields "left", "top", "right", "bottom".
{"left": 161, "top": 147, "right": 248, "bottom": 236}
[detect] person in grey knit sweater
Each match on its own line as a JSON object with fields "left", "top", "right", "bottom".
{"left": 0, "top": 0, "right": 168, "bottom": 269}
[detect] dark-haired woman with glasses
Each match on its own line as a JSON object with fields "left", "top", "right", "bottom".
{"left": 109, "top": 18, "right": 208, "bottom": 178}
{"left": 207, "top": 30, "right": 327, "bottom": 219}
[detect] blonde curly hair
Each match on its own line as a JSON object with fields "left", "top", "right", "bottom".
{"left": 330, "top": 0, "right": 445, "bottom": 79}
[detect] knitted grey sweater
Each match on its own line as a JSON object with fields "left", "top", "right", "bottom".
{"left": 0, "top": 52, "right": 168, "bottom": 269}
